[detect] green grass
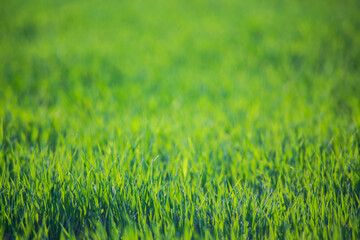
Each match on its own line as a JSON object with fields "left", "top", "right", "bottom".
{"left": 1, "top": 0, "right": 360, "bottom": 239}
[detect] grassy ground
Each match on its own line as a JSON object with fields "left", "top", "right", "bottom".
{"left": 1, "top": 0, "right": 360, "bottom": 239}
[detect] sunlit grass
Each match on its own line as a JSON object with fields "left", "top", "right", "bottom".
{"left": 0, "top": 0, "right": 360, "bottom": 239}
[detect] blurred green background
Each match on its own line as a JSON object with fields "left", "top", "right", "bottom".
{"left": 0, "top": 0, "right": 360, "bottom": 238}
{"left": 1, "top": 0, "right": 359, "bottom": 138}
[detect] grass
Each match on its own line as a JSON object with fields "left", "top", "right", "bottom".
{"left": 0, "top": 0, "right": 360, "bottom": 239}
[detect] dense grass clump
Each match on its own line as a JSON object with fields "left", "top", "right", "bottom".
{"left": 1, "top": 0, "right": 360, "bottom": 239}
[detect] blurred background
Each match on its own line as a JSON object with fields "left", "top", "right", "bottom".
{"left": 1, "top": 0, "right": 359, "bottom": 149}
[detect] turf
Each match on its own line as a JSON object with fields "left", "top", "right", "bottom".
{"left": 1, "top": 0, "right": 360, "bottom": 239}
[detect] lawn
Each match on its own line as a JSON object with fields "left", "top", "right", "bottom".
{"left": 0, "top": 0, "right": 360, "bottom": 239}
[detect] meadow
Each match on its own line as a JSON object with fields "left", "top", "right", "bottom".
{"left": 1, "top": 0, "right": 360, "bottom": 239}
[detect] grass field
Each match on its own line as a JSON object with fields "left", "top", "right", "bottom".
{"left": 1, "top": 0, "right": 360, "bottom": 239}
